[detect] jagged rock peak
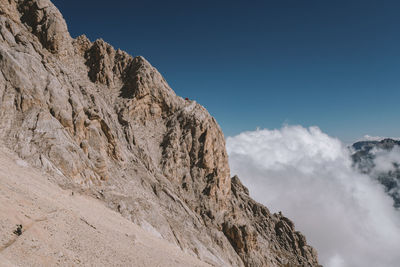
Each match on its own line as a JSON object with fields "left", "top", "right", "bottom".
{"left": 0, "top": 0, "right": 320, "bottom": 266}
{"left": 17, "top": 0, "right": 73, "bottom": 55}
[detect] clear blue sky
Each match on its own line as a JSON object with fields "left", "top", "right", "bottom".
{"left": 53, "top": 0, "right": 400, "bottom": 142}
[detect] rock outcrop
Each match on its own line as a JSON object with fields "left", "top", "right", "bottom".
{"left": 0, "top": 0, "right": 320, "bottom": 266}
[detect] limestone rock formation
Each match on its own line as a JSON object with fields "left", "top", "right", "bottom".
{"left": 0, "top": 0, "right": 320, "bottom": 266}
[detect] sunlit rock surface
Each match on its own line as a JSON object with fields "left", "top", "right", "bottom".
{"left": 0, "top": 1, "right": 320, "bottom": 266}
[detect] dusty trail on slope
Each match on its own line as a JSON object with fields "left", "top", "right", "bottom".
{"left": 0, "top": 146, "right": 208, "bottom": 267}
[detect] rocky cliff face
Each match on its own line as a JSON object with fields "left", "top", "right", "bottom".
{"left": 0, "top": 1, "right": 319, "bottom": 266}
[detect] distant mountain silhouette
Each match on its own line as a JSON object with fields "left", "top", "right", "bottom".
{"left": 352, "top": 139, "right": 400, "bottom": 208}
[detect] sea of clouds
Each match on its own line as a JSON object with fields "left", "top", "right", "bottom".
{"left": 226, "top": 125, "right": 400, "bottom": 267}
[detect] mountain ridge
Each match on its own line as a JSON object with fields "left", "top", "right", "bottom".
{"left": 0, "top": 0, "right": 319, "bottom": 266}
{"left": 352, "top": 138, "right": 400, "bottom": 208}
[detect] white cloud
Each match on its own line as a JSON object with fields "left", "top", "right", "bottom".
{"left": 360, "top": 135, "right": 385, "bottom": 141}
{"left": 226, "top": 125, "right": 400, "bottom": 267}
{"left": 357, "top": 135, "right": 400, "bottom": 142}
{"left": 372, "top": 146, "right": 400, "bottom": 173}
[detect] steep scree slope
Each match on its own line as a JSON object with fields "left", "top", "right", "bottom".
{"left": 0, "top": 146, "right": 209, "bottom": 267}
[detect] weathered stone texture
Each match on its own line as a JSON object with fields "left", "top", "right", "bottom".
{"left": 0, "top": 1, "right": 320, "bottom": 266}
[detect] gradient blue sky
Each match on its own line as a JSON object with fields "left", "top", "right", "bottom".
{"left": 53, "top": 0, "right": 400, "bottom": 142}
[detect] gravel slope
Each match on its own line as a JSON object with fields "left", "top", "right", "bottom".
{"left": 0, "top": 146, "right": 208, "bottom": 267}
